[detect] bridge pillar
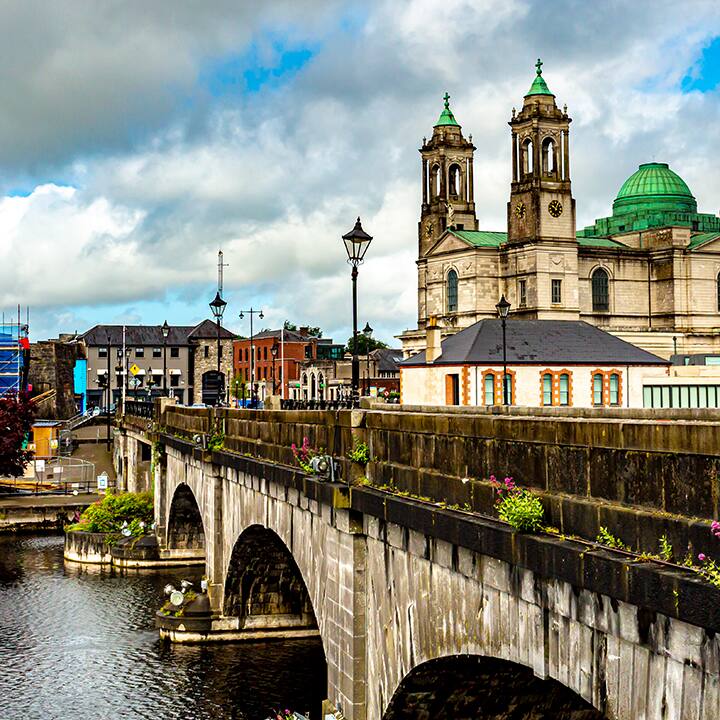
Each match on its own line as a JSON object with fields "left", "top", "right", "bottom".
{"left": 153, "top": 455, "right": 167, "bottom": 547}
{"left": 206, "top": 470, "right": 225, "bottom": 613}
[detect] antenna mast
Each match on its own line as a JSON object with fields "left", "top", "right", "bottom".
{"left": 217, "top": 250, "right": 229, "bottom": 295}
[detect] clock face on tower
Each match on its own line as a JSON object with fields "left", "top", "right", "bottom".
{"left": 514, "top": 202, "right": 526, "bottom": 219}
{"left": 548, "top": 200, "right": 563, "bottom": 218}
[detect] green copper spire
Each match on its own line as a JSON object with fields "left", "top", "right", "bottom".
{"left": 435, "top": 92, "right": 460, "bottom": 126}
{"left": 526, "top": 58, "right": 553, "bottom": 96}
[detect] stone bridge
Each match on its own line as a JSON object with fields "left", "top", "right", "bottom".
{"left": 120, "top": 403, "right": 720, "bottom": 720}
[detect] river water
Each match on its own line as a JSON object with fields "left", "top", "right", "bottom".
{"left": 0, "top": 534, "right": 327, "bottom": 720}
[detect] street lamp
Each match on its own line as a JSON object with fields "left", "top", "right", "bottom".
{"left": 363, "top": 322, "right": 373, "bottom": 396}
{"left": 270, "top": 339, "right": 279, "bottom": 396}
{"left": 239, "top": 308, "right": 264, "bottom": 407}
{"left": 342, "top": 217, "right": 373, "bottom": 403}
{"left": 495, "top": 294, "right": 511, "bottom": 405}
{"left": 161, "top": 320, "right": 170, "bottom": 395}
{"left": 209, "top": 291, "right": 227, "bottom": 406}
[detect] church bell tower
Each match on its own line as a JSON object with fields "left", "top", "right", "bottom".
{"left": 507, "top": 59, "right": 575, "bottom": 244}
{"left": 505, "top": 60, "right": 579, "bottom": 319}
{"left": 418, "top": 94, "right": 478, "bottom": 258}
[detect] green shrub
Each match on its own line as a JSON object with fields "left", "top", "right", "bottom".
{"left": 596, "top": 526, "right": 630, "bottom": 551}
{"left": 66, "top": 491, "right": 153, "bottom": 535}
{"left": 491, "top": 476, "right": 544, "bottom": 532}
{"left": 348, "top": 441, "right": 370, "bottom": 465}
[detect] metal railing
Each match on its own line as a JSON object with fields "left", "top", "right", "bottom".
{"left": 280, "top": 399, "right": 359, "bottom": 410}
{"left": 125, "top": 400, "right": 153, "bottom": 418}
{"left": 0, "top": 456, "right": 106, "bottom": 495}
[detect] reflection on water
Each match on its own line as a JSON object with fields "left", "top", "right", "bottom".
{"left": 0, "top": 535, "right": 326, "bottom": 720}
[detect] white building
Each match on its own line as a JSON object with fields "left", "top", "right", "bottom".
{"left": 400, "top": 318, "right": 671, "bottom": 409}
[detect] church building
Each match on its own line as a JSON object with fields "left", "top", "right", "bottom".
{"left": 399, "top": 60, "right": 720, "bottom": 359}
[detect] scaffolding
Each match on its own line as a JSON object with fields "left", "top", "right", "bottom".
{"left": 0, "top": 311, "right": 29, "bottom": 399}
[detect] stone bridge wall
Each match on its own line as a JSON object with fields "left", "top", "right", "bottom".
{"left": 158, "top": 404, "right": 720, "bottom": 560}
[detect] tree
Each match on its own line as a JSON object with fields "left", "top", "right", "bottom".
{"left": 346, "top": 334, "right": 389, "bottom": 355}
{"left": 0, "top": 393, "right": 35, "bottom": 477}
{"left": 284, "top": 320, "right": 322, "bottom": 338}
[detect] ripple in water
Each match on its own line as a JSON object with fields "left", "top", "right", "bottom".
{"left": 0, "top": 535, "right": 327, "bottom": 720}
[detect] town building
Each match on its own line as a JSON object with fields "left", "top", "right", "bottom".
{"left": 233, "top": 328, "right": 344, "bottom": 401}
{"left": 399, "top": 60, "right": 720, "bottom": 360}
{"left": 400, "top": 318, "right": 670, "bottom": 408}
{"left": 78, "top": 320, "right": 234, "bottom": 408}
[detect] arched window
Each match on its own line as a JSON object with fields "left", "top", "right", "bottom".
{"left": 301, "top": 372, "right": 308, "bottom": 387}
{"left": 318, "top": 373, "right": 325, "bottom": 400}
{"left": 447, "top": 269, "right": 458, "bottom": 312}
{"left": 431, "top": 164, "right": 441, "bottom": 198}
{"left": 542, "top": 137, "right": 555, "bottom": 174}
{"left": 559, "top": 373, "right": 570, "bottom": 406}
{"left": 592, "top": 268, "right": 610, "bottom": 312}
{"left": 542, "top": 373, "right": 552, "bottom": 406}
{"left": 484, "top": 373, "right": 495, "bottom": 405}
{"left": 592, "top": 373, "right": 603, "bottom": 406}
{"left": 522, "top": 139, "right": 534, "bottom": 175}
{"left": 609, "top": 373, "right": 620, "bottom": 406}
{"left": 503, "top": 373, "right": 513, "bottom": 405}
{"left": 448, "top": 164, "right": 462, "bottom": 198}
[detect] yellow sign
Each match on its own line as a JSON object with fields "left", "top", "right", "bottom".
{"left": 129, "top": 364, "right": 141, "bottom": 376}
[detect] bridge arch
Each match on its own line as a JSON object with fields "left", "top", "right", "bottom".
{"left": 382, "top": 655, "right": 605, "bottom": 720}
{"left": 166, "top": 482, "right": 206, "bottom": 554}
{"left": 223, "top": 524, "right": 318, "bottom": 631}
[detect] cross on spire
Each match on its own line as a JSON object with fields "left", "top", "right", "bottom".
{"left": 443, "top": 92, "right": 450, "bottom": 109}
{"left": 536, "top": 58, "right": 543, "bottom": 75}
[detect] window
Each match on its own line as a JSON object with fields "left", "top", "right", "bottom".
{"left": 593, "top": 373, "right": 603, "bottom": 406}
{"left": 98, "top": 347, "right": 108, "bottom": 358}
{"left": 643, "top": 384, "right": 720, "bottom": 408}
{"left": 542, "top": 137, "right": 555, "bottom": 174}
{"left": 264, "top": 347, "right": 268, "bottom": 361}
{"left": 170, "top": 347, "right": 179, "bottom": 358}
{"left": 542, "top": 373, "right": 552, "bottom": 405}
{"left": 559, "top": 373, "right": 570, "bottom": 406}
{"left": 447, "top": 269, "right": 458, "bottom": 312}
{"left": 153, "top": 348, "right": 162, "bottom": 358}
{"left": 204, "top": 345, "right": 209, "bottom": 358}
{"left": 502, "top": 374, "right": 512, "bottom": 404}
{"left": 448, "top": 164, "right": 462, "bottom": 198}
{"left": 551, "top": 279, "right": 562, "bottom": 304}
{"left": 592, "top": 268, "right": 610, "bottom": 312}
{"left": 519, "top": 279, "right": 527, "bottom": 308}
{"left": 522, "top": 138, "right": 533, "bottom": 175}
{"left": 135, "top": 347, "right": 144, "bottom": 357}
{"left": 484, "top": 374, "right": 495, "bottom": 406}
{"left": 609, "top": 374, "right": 620, "bottom": 405}
{"left": 170, "top": 374, "right": 179, "bottom": 388}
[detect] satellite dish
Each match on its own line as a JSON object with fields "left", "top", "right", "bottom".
{"left": 170, "top": 590, "right": 185, "bottom": 607}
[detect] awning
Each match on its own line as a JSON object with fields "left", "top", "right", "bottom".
{"left": 169, "top": 369, "right": 182, "bottom": 375}
{"left": 148, "top": 368, "right": 163, "bottom": 375}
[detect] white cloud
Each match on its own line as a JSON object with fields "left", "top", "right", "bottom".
{"left": 3, "top": 0, "right": 720, "bottom": 344}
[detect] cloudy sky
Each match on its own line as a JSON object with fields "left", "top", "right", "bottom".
{"left": 1, "top": 0, "right": 720, "bottom": 344}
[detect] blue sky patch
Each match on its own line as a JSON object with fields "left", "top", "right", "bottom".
{"left": 682, "top": 36, "right": 720, "bottom": 92}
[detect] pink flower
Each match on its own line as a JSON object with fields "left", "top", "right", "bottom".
{"left": 504, "top": 477, "right": 516, "bottom": 490}
{"left": 712, "top": 521, "right": 720, "bottom": 530}
{"left": 698, "top": 553, "right": 707, "bottom": 562}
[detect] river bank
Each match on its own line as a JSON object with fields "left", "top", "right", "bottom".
{"left": 0, "top": 492, "right": 98, "bottom": 532}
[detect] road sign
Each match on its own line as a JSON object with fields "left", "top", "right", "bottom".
{"left": 128, "top": 377, "right": 141, "bottom": 389}
{"left": 129, "top": 364, "right": 141, "bottom": 376}
{"left": 35, "top": 459, "right": 45, "bottom": 473}
{"left": 97, "top": 472, "right": 108, "bottom": 490}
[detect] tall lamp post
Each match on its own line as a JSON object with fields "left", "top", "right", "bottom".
{"left": 161, "top": 320, "right": 170, "bottom": 395}
{"left": 495, "top": 294, "right": 511, "bottom": 405}
{"left": 209, "top": 292, "right": 227, "bottom": 406}
{"left": 363, "top": 322, "right": 373, "bottom": 396}
{"left": 270, "top": 339, "right": 279, "bottom": 396}
{"left": 342, "top": 217, "right": 373, "bottom": 403}
{"left": 239, "top": 308, "right": 264, "bottom": 407}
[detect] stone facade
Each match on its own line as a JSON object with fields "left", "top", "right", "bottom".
{"left": 191, "top": 335, "right": 234, "bottom": 403}
{"left": 29, "top": 339, "right": 81, "bottom": 418}
{"left": 402, "top": 63, "right": 720, "bottom": 359}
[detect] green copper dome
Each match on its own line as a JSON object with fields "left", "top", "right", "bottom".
{"left": 435, "top": 92, "right": 460, "bottom": 127}
{"left": 613, "top": 163, "right": 697, "bottom": 215}
{"left": 526, "top": 58, "right": 553, "bottom": 96}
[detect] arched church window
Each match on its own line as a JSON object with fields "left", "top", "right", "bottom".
{"left": 542, "top": 137, "right": 555, "bottom": 174}
{"left": 591, "top": 268, "right": 610, "bottom": 312}
{"left": 448, "top": 164, "right": 462, "bottom": 198}
{"left": 447, "top": 269, "right": 458, "bottom": 312}
{"left": 431, "top": 164, "right": 441, "bottom": 198}
{"left": 522, "top": 139, "right": 533, "bottom": 175}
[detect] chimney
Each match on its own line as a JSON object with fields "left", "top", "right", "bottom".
{"left": 426, "top": 316, "right": 442, "bottom": 363}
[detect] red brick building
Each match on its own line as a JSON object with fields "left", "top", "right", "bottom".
{"left": 233, "top": 329, "right": 344, "bottom": 400}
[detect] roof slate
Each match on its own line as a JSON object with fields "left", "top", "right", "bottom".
{"left": 80, "top": 320, "right": 235, "bottom": 346}
{"left": 401, "top": 319, "right": 668, "bottom": 367}
{"left": 687, "top": 232, "right": 720, "bottom": 251}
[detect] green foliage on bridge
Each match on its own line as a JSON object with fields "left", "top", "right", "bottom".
{"left": 66, "top": 491, "right": 153, "bottom": 537}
